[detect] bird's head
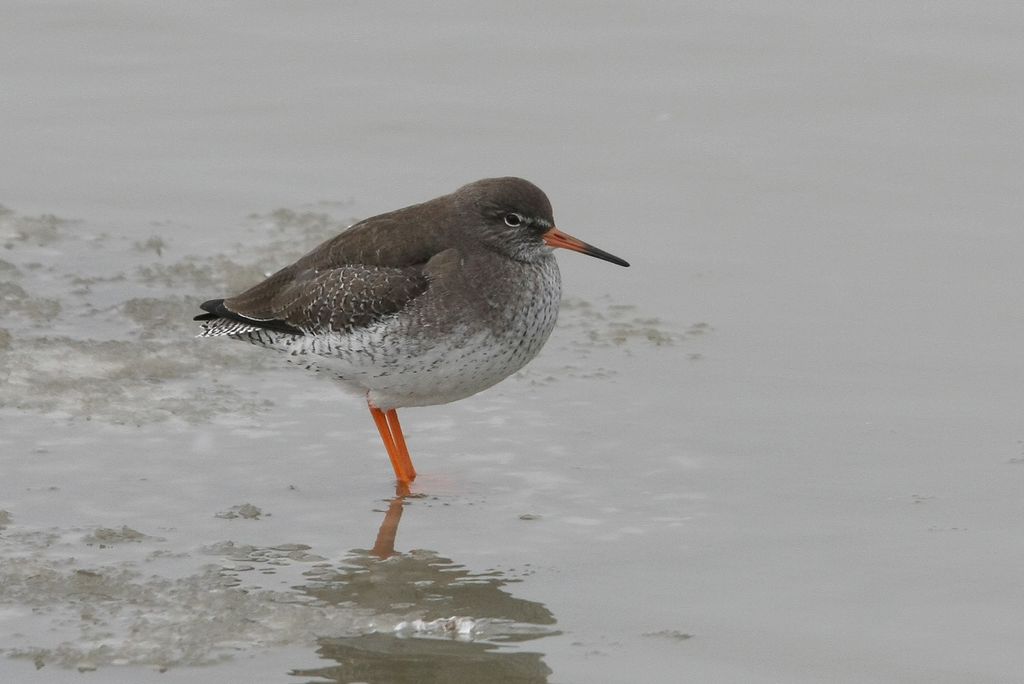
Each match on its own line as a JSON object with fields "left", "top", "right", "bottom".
{"left": 455, "top": 177, "right": 629, "bottom": 267}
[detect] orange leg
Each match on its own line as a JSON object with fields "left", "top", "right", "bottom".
{"left": 368, "top": 403, "right": 416, "bottom": 484}
{"left": 385, "top": 409, "right": 417, "bottom": 482}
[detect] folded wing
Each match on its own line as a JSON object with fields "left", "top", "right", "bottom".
{"left": 196, "top": 264, "right": 428, "bottom": 337}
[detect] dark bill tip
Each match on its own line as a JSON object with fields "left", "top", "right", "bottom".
{"left": 542, "top": 227, "right": 630, "bottom": 267}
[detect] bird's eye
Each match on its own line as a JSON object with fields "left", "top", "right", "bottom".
{"left": 504, "top": 213, "right": 523, "bottom": 227}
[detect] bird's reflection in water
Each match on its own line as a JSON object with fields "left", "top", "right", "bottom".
{"left": 290, "top": 484, "right": 556, "bottom": 684}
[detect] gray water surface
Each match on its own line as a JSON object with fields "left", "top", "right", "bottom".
{"left": 2, "top": 2, "right": 1022, "bottom": 682}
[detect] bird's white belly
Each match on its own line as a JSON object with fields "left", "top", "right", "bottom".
{"left": 242, "top": 306, "right": 557, "bottom": 409}
{"left": 351, "top": 328, "right": 533, "bottom": 408}
{"left": 232, "top": 254, "right": 561, "bottom": 409}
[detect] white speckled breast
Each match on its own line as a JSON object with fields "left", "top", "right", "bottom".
{"left": 233, "top": 252, "right": 562, "bottom": 410}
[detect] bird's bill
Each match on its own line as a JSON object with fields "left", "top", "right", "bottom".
{"left": 542, "top": 227, "right": 630, "bottom": 267}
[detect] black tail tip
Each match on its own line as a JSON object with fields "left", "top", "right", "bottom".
{"left": 194, "top": 298, "right": 226, "bottom": 321}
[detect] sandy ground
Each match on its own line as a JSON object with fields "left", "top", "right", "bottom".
{"left": 1, "top": 2, "right": 1022, "bottom": 682}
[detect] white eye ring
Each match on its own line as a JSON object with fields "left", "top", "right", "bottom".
{"left": 504, "top": 213, "right": 524, "bottom": 227}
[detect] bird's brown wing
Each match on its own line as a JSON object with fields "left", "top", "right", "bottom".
{"left": 289, "top": 195, "right": 459, "bottom": 272}
{"left": 195, "top": 192, "right": 465, "bottom": 334}
{"left": 197, "top": 264, "right": 429, "bottom": 335}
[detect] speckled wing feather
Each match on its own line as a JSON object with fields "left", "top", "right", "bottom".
{"left": 195, "top": 194, "right": 460, "bottom": 335}
{"left": 199, "top": 264, "right": 428, "bottom": 336}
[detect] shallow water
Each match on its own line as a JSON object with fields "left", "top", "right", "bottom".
{"left": 2, "top": 2, "right": 1023, "bottom": 682}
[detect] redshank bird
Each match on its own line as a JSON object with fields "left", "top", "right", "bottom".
{"left": 194, "top": 177, "right": 628, "bottom": 484}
